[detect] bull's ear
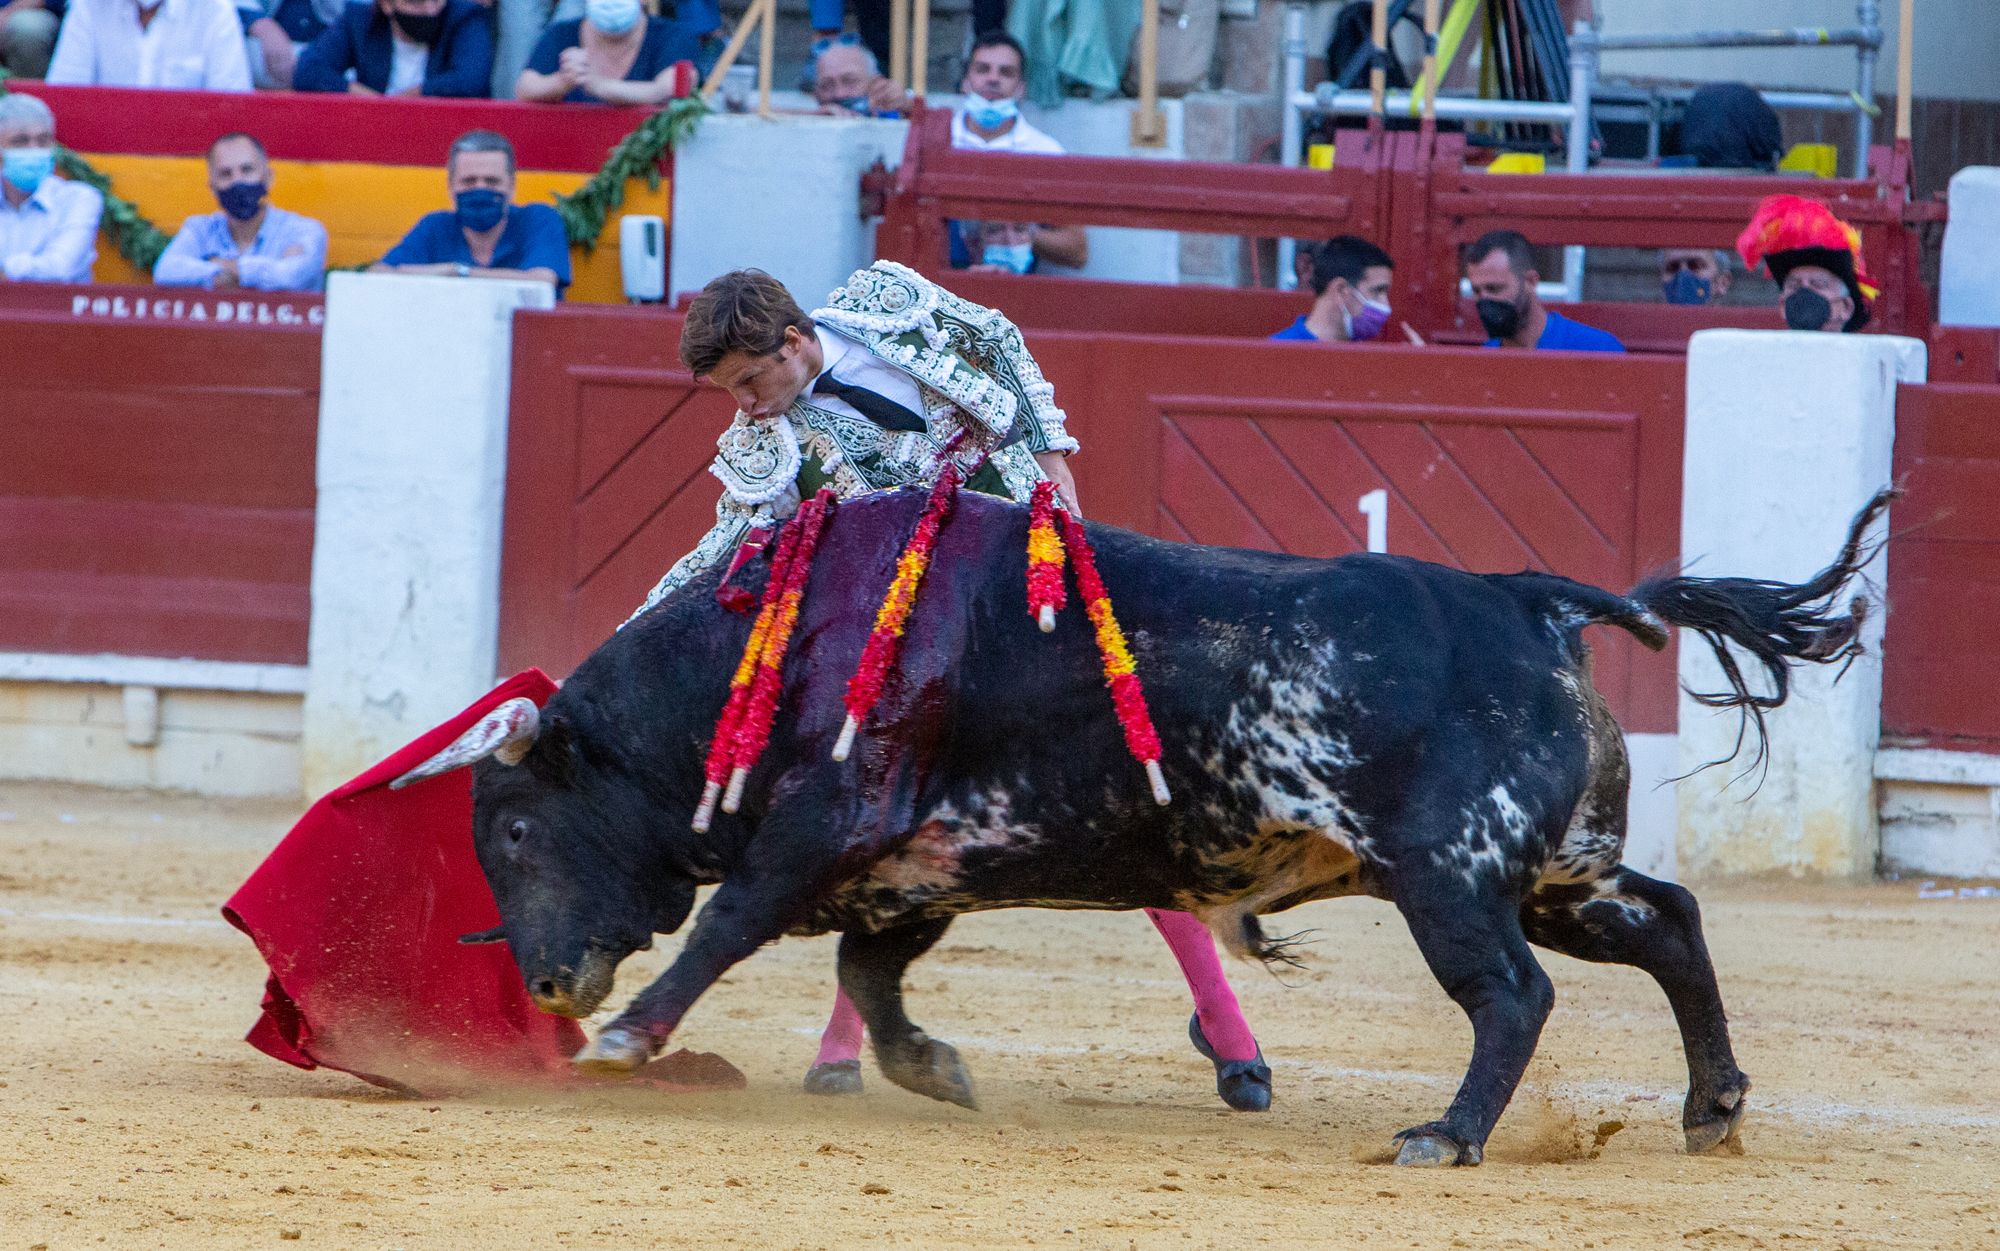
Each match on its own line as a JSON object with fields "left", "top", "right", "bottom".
{"left": 458, "top": 926, "right": 506, "bottom": 945}
{"left": 527, "top": 713, "right": 580, "bottom": 786}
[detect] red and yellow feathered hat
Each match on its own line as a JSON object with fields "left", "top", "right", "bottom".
{"left": 1736, "top": 194, "right": 1878, "bottom": 327}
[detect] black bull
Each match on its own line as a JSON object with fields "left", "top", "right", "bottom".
{"left": 406, "top": 487, "right": 1887, "bottom": 1167}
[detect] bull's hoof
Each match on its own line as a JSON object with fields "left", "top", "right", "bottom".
{"left": 571, "top": 1025, "right": 654, "bottom": 1077}
{"left": 803, "top": 1059, "right": 864, "bottom": 1097}
{"left": 1187, "top": 1014, "right": 1272, "bottom": 1113}
{"left": 1684, "top": 1080, "right": 1751, "bottom": 1156}
{"left": 1392, "top": 1125, "right": 1482, "bottom": 1167}
{"left": 880, "top": 1035, "right": 977, "bottom": 1110}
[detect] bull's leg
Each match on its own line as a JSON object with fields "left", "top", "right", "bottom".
{"left": 801, "top": 986, "right": 868, "bottom": 1096}
{"left": 574, "top": 794, "right": 852, "bottom": 1075}
{"left": 1522, "top": 868, "right": 1750, "bottom": 1155}
{"left": 837, "top": 916, "right": 976, "bottom": 1109}
{"left": 1388, "top": 877, "right": 1554, "bottom": 1166}
{"left": 1144, "top": 908, "right": 1271, "bottom": 1112}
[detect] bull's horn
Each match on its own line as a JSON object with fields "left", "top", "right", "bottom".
{"left": 389, "top": 697, "right": 541, "bottom": 789}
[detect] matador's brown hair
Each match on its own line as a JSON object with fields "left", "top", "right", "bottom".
{"left": 679, "top": 269, "right": 814, "bottom": 376}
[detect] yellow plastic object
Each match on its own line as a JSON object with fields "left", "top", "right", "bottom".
{"left": 1779, "top": 143, "right": 1838, "bottom": 179}
{"left": 1486, "top": 152, "right": 1547, "bottom": 175}
{"left": 1306, "top": 143, "right": 1335, "bottom": 171}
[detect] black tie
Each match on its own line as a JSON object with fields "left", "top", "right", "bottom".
{"left": 812, "top": 373, "right": 928, "bottom": 433}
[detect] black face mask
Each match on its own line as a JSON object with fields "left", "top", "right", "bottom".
{"left": 1783, "top": 288, "right": 1833, "bottom": 332}
{"left": 1477, "top": 297, "right": 1523, "bottom": 341}
{"left": 392, "top": 9, "right": 444, "bottom": 42}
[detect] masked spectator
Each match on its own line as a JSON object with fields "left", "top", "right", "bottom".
{"left": 154, "top": 132, "right": 327, "bottom": 292}
{"left": 0, "top": 92, "right": 103, "bottom": 285}
{"left": 371, "top": 129, "right": 570, "bottom": 298}
{"left": 963, "top": 220, "right": 1037, "bottom": 275}
{"left": 294, "top": 0, "right": 493, "bottom": 96}
{"left": 947, "top": 30, "right": 1084, "bottom": 271}
{"left": 1736, "top": 194, "right": 1875, "bottom": 334}
{"left": 0, "top": 0, "right": 61, "bottom": 78}
{"left": 1659, "top": 248, "right": 1732, "bottom": 306}
{"left": 46, "top": 0, "right": 253, "bottom": 90}
{"left": 1272, "top": 235, "right": 1393, "bottom": 342}
{"left": 1466, "top": 229, "right": 1623, "bottom": 353}
{"left": 514, "top": 0, "right": 697, "bottom": 105}
{"left": 809, "top": 36, "right": 906, "bottom": 116}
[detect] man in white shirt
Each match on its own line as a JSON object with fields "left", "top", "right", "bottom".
{"left": 47, "top": 0, "right": 253, "bottom": 91}
{"left": 0, "top": 93, "right": 104, "bottom": 286}
{"left": 949, "top": 30, "right": 1085, "bottom": 271}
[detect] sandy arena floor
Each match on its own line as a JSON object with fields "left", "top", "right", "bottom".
{"left": 0, "top": 781, "right": 1995, "bottom": 1249}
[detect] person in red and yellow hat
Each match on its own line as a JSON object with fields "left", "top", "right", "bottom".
{"left": 1736, "top": 194, "right": 1879, "bottom": 333}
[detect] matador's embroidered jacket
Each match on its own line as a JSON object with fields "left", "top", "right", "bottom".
{"left": 628, "top": 261, "right": 1078, "bottom": 617}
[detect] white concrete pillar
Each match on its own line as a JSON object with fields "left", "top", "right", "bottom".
{"left": 301, "top": 273, "right": 555, "bottom": 797}
{"left": 1676, "top": 329, "right": 1924, "bottom": 878}
{"left": 1940, "top": 167, "right": 2000, "bottom": 328}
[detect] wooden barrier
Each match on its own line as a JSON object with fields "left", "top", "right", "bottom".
{"left": 0, "top": 283, "right": 321, "bottom": 664}
{"left": 500, "top": 306, "right": 1683, "bottom": 732}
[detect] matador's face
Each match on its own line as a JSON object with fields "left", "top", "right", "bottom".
{"left": 705, "top": 324, "right": 817, "bottom": 421}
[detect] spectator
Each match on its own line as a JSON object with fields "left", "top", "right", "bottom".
{"left": 1736, "top": 193, "right": 1874, "bottom": 334}
{"left": 1659, "top": 248, "right": 1732, "bottom": 306}
{"left": 963, "top": 220, "right": 1036, "bottom": 274}
{"left": 154, "top": 132, "right": 327, "bottom": 292}
{"left": 1465, "top": 230, "right": 1624, "bottom": 353}
{"left": 814, "top": 0, "right": 1007, "bottom": 77}
{"left": 494, "top": 0, "right": 715, "bottom": 98}
{"left": 1680, "top": 82, "right": 1782, "bottom": 172}
{"left": 1272, "top": 234, "right": 1393, "bottom": 342}
{"left": 948, "top": 30, "right": 1084, "bottom": 270}
{"left": 294, "top": 0, "right": 492, "bottom": 97}
{"left": 809, "top": 36, "right": 905, "bottom": 116}
{"left": 371, "top": 129, "right": 570, "bottom": 297}
{"left": 0, "top": 92, "right": 103, "bottom": 285}
{"left": 239, "top": 0, "right": 341, "bottom": 89}
{"left": 0, "top": 0, "right": 61, "bottom": 79}
{"left": 514, "top": 0, "right": 697, "bottom": 106}
{"left": 46, "top": 0, "right": 253, "bottom": 90}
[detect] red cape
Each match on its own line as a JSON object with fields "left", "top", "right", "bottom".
{"left": 223, "top": 671, "right": 589, "bottom": 1093}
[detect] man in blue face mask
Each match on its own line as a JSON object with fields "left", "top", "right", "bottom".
{"left": 1658, "top": 248, "right": 1732, "bottom": 307}
{"left": 372, "top": 128, "right": 571, "bottom": 298}
{"left": 947, "top": 30, "right": 1086, "bottom": 272}
{"left": 155, "top": 132, "right": 328, "bottom": 293}
{"left": 0, "top": 91, "right": 104, "bottom": 286}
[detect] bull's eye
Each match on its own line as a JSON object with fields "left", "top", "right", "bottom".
{"left": 508, "top": 819, "right": 529, "bottom": 845}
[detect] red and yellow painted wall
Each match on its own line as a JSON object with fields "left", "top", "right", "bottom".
{"left": 22, "top": 84, "right": 669, "bottom": 303}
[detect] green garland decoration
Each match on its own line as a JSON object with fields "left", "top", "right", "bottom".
{"left": 553, "top": 95, "right": 707, "bottom": 252}
{"left": 0, "top": 70, "right": 172, "bottom": 273}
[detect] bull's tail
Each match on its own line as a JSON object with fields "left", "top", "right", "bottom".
{"left": 1609, "top": 489, "right": 1894, "bottom": 773}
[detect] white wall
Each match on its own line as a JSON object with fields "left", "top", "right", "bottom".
{"left": 1598, "top": 0, "right": 2000, "bottom": 102}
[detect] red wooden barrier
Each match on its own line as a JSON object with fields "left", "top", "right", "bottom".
{"left": 0, "top": 283, "right": 320, "bottom": 664}
{"left": 1884, "top": 381, "right": 2000, "bottom": 751}
{"left": 499, "top": 308, "right": 1682, "bottom": 732}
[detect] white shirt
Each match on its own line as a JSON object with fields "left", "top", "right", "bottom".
{"left": 950, "top": 106, "right": 1066, "bottom": 155}
{"left": 47, "top": 0, "right": 253, "bottom": 91}
{"left": 385, "top": 32, "right": 428, "bottom": 95}
{"left": 809, "top": 323, "right": 927, "bottom": 428}
{"left": 0, "top": 176, "right": 105, "bottom": 283}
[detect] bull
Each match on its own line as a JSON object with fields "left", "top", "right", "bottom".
{"left": 401, "top": 487, "right": 1889, "bottom": 1166}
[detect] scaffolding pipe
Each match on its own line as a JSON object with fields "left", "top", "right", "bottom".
{"left": 1277, "top": 3, "right": 1308, "bottom": 291}
{"left": 1855, "top": 0, "right": 1881, "bottom": 175}
{"left": 1590, "top": 27, "right": 1878, "bottom": 52}
{"left": 1307, "top": 86, "right": 1580, "bottom": 123}
{"left": 1562, "top": 19, "right": 1592, "bottom": 303}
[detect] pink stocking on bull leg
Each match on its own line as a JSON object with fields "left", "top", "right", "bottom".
{"left": 1147, "top": 907, "right": 1272, "bottom": 1112}
{"left": 802, "top": 984, "right": 868, "bottom": 1095}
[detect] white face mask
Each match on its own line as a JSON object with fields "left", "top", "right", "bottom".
{"left": 586, "top": 0, "right": 642, "bottom": 35}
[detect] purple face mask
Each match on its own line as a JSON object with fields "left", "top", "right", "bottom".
{"left": 1348, "top": 298, "right": 1392, "bottom": 341}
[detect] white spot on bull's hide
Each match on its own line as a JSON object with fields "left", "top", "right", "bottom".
{"left": 864, "top": 790, "right": 1042, "bottom": 894}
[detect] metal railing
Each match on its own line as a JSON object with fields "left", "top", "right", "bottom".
{"left": 1279, "top": 1, "right": 1890, "bottom": 298}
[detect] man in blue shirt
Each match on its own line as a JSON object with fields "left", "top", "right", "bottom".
{"left": 372, "top": 129, "right": 570, "bottom": 298}
{"left": 1271, "top": 235, "right": 1395, "bottom": 343}
{"left": 1466, "top": 229, "right": 1624, "bottom": 353}
{"left": 155, "top": 132, "right": 328, "bottom": 292}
